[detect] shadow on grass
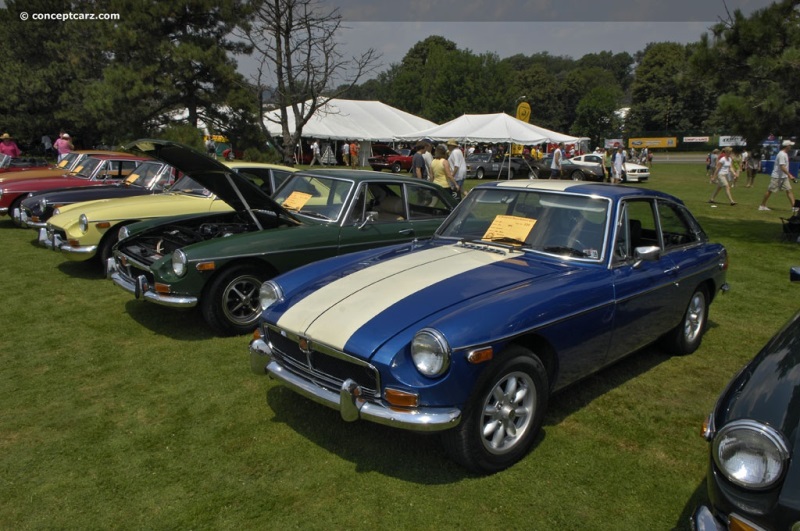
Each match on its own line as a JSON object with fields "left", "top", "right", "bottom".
{"left": 56, "top": 258, "right": 106, "bottom": 279}
{"left": 261, "top": 340, "right": 704, "bottom": 483}
{"left": 123, "top": 300, "right": 217, "bottom": 341}
{"left": 672, "top": 480, "right": 707, "bottom": 531}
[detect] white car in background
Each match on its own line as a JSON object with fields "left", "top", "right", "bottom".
{"left": 570, "top": 154, "right": 650, "bottom": 183}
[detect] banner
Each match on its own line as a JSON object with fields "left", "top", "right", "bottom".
{"left": 719, "top": 136, "right": 747, "bottom": 147}
{"left": 628, "top": 137, "right": 677, "bottom": 149}
{"left": 683, "top": 136, "right": 710, "bottom": 143}
{"left": 512, "top": 102, "right": 531, "bottom": 154}
{"left": 604, "top": 138, "right": 623, "bottom": 149}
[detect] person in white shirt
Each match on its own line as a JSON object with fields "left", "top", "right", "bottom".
{"left": 550, "top": 143, "right": 563, "bottom": 179}
{"left": 760, "top": 139, "right": 797, "bottom": 211}
{"left": 446, "top": 139, "right": 466, "bottom": 194}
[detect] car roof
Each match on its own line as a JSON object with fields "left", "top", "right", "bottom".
{"left": 482, "top": 179, "right": 681, "bottom": 202}
{"left": 296, "top": 168, "right": 439, "bottom": 186}
{"left": 224, "top": 161, "right": 298, "bottom": 172}
{"left": 86, "top": 154, "right": 150, "bottom": 161}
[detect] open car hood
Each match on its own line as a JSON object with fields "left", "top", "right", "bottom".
{"left": 123, "top": 139, "right": 295, "bottom": 220}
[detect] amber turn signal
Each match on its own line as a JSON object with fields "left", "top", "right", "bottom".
{"left": 384, "top": 388, "right": 419, "bottom": 408}
{"left": 467, "top": 347, "right": 493, "bottom": 364}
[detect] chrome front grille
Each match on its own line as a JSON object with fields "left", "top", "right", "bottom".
{"left": 266, "top": 327, "right": 380, "bottom": 400}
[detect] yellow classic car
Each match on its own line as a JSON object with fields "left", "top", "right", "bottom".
{"left": 40, "top": 161, "right": 297, "bottom": 265}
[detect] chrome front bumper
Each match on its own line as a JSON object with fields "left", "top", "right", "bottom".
{"left": 107, "top": 257, "right": 198, "bottom": 308}
{"left": 37, "top": 227, "right": 97, "bottom": 257}
{"left": 248, "top": 337, "right": 462, "bottom": 432}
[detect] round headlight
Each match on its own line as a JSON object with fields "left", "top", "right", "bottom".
{"left": 411, "top": 328, "right": 451, "bottom": 377}
{"left": 259, "top": 280, "right": 283, "bottom": 311}
{"left": 713, "top": 420, "right": 790, "bottom": 490}
{"left": 172, "top": 249, "right": 187, "bottom": 277}
{"left": 118, "top": 225, "right": 130, "bottom": 240}
{"left": 78, "top": 214, "right": 89, "bottom": 233}
{"left": 38, "top": 198, "right": 48, "bottom": 213}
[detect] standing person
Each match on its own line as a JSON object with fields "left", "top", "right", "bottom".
{"left": 730, "top": 149, "right": 742, "bottom": 188}
{"left": 41, "top": 134, "right": 53, "bottom": 156}
{"left": 0, "top": 133, "right": 21, "bottom": 158}
{"left": 341, "top": 141, "right": 350, "bottom": 166}
{"left": 410, "top": 143, "right": 427, "bottom": 180}
{"left": 707, "top": 149, "right": 719, "bottom": 180}
{"left": 309, "top": 139, "right": 321, "bottom": 166}
{"left": 205, "top": 137, "right": 217, "bottom": 158}
{"left": 350, "top": 140, "right": 359, "bottom": 168}
{"left": 612, "top": 146, "right": 624, "bottom": 184}
{"left": 422, "top": 141, "right": 434, "bottom": 180}
{"left": 759, "top": 140, "right": 797, "bottom": 211}
{"left": 709, "top": 147, "right": 737, "bottom": 205}
{"left": 430, "top": 144, "right": 460, "bottom": 195}
{"left": 550, "top": 142, "right": 563, "bottom": 179}
{"left": 745, "top": 149, "right": 760, "bottom": 187}
{"left": 446, "top": 139, "right": 466, "bottom": 193}
{"left": 604, "top": 148, "right": 612, "bottom": 182}
{"left": 53, "top": 133, "right": 73, "bottom": 162}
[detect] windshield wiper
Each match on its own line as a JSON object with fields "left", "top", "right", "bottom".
{"left": 296, "top": 209, "right": 331, "bottom": 221}
{"left": 542, "top": 245, "right": 588, "bottom": 257}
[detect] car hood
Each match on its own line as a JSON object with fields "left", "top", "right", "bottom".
{"left": 715, "top": 311, "right": 800, "bottom": 447}
{"left": 370, "top": 145, "right": 399, "bottom": 157}
{"left": 123, "top": 139, "right": 294, "bottom": 220}
{"left": 273, "top": 242, "right": 571, "bottom": 357}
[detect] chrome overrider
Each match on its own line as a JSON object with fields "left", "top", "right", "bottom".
{"left": 249, "top": 333, "right": 462, "bottom": 432}
{"left": 106, "top": 257, "right": 198, "bottom": 308}
{"left": 38, "top": 226, "right": 97, "bottom": 255}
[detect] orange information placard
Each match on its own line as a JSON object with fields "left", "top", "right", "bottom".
{"left": 282, "top": 191, "right": 312, "bottom": 211}
{"left": 482, "top": 215, "right": 537, "bottom": 242}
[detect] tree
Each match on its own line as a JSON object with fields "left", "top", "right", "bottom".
{"left": 691, "top": 0, "right": 800, "bottom": 145}
{"left": 240, "top": 0, "right": 381, "bottom": 164}
{"left": 83, "top": 0, "right": 254, "bottom": 145}
{"left": 572, "top": 85, "right": 625, "bottom": 147}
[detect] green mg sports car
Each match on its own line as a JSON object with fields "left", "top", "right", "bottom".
{"left": 107, "top": 139, "right": 457, "bottom": 336}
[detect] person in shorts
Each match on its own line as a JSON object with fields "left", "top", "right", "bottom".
{"left": 759, "top": 140, "right": 797, "bottom": 212}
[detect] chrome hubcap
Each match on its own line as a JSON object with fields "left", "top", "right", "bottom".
{"left": 683, "top": 292, "right": 705, "bottom": 342}
{"left": 222, "top": 275, "right": 261, "bottom": 325}
{"left": 480, "top": 371, "right": 535, "bottom": 455}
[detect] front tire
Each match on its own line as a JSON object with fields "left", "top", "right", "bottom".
{"left": 202, "top": 264, "right": 271, "bottom": 336}
{"left": 571, "top": 170, "right": 585, "bottom": 181}
{"left": 391, "top": 162, "right": 402, "bottom": 173}
{"left": 476, "top": 168, "right": 485, "bottom": 180}
{"left": 662, "top": 286, "right": 709, "bottom": 355}
{"left": 442, "top": 347, "right": 549, "bottom": 474}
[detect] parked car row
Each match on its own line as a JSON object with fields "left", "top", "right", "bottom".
{"left": 4, "top": 139, "right": 798, "bottom": 529}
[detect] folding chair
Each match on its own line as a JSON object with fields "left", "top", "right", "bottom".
{"left": 780, "top": 216, "right": 800, "bottom": 242}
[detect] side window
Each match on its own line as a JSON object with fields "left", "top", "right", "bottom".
{"left": 235, "top": 168, "right": 269, "bottom": 191}
{"left": 657, "top": 200, "right": 698, "bottom": 249}
{"left": 371, "top": 183, "right": 406, "bottom": 222}
{"left": 406, "top": 182, "right": 453, "bottom": 219}
{"left": 614, "top": 199, "right": 658, "bottom": 262}
{"left": 271, "top": 170, "right": 293, "bottom": 190}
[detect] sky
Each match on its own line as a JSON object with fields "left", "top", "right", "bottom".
{"left": 236, "top": 0, "right": 779, "bottom": 81}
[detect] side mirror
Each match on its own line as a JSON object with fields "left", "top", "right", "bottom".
{"left": 633, "top": 245, "right": 661, "bottom": 268}
{"left": 358, "top": 211, "right": 378, "bottom": 230}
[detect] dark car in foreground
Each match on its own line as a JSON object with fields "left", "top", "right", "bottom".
{"left": 250, "top": 180, "right": 729, "bottom": 473}
{"left": 692, "top": 267, "right": 800, "bottom": 531}
{"left": 108, "top": 140, "right": 457, "bottom": 336}
{"left": 368, "top": 144, "right": 413, "bottom": 173}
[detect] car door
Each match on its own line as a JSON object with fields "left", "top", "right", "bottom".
{"left": 336, "top": 181, "right": 447, "bottom": 254}
{"left": 608, "top": 198, "right": 681, "bottom": 360}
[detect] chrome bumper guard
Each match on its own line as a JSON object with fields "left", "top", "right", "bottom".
{"left": 107, "top": 258, "right": 198, "bottom": 308}
{"left": 38, "top": 227, "right": 56, "bottom": 249}
{"left": 249, "top": 337, "right": 461, "bottom": 432}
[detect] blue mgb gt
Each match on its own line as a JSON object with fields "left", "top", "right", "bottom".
{"left": 250, "top": 180, "right": 729, "bottom": 473}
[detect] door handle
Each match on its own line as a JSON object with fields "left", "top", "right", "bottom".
{"left": 399, "top": 228, "right": 414, "bottom": 235}
{"left": 664, "top": 266, "right": 680, "bottom": 275}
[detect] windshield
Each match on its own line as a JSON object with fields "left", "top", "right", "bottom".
{"left": 124, "top": 162, "right": 174, "bottom": 190}
{"left": 272, "top": 174, "right": 353, "bottom": 222}
{"left": 437, "top": 187, "right": 610, "bottom": 261}
{"left": 74, "top": 157, "right": 104, "bottom": 179}
{"left": 167, "top": 175, "right": 212, "bottom": 197}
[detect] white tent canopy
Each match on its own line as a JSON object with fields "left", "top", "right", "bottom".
{"left": 395, "top": 113, "right": 580, "bottom": 145}
{"left": 262, "top": 99, "right": 437, "bottom": 142}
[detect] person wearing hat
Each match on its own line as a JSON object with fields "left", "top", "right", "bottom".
{"left": 54, "top": 133, "right": 74, "bottom": 162}
{"left": 759, "top": 139, "right": 798, "bottom": 212}
{"left": 446, "top": 139, "right": 466, "bottom": 193}
{"left": 0, "top": 133, "right": 21, "bottom": 158}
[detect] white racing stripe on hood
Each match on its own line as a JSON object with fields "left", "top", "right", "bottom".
{"left": 276, "top": 244, "right": 510, "bottom": 351}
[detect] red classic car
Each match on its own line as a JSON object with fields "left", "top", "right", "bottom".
{"left": 368, "top": 145, "right": 413, "bottom": 173}
{"left": 0, "top": 154, "right": 50, "bottom": 173}
{"left": 0, "top": 154, "right": 148, "bottom": 221}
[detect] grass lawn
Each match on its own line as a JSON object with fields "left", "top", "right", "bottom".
{"left": 1, "top": 161, "right": 797, "bottom": 529}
